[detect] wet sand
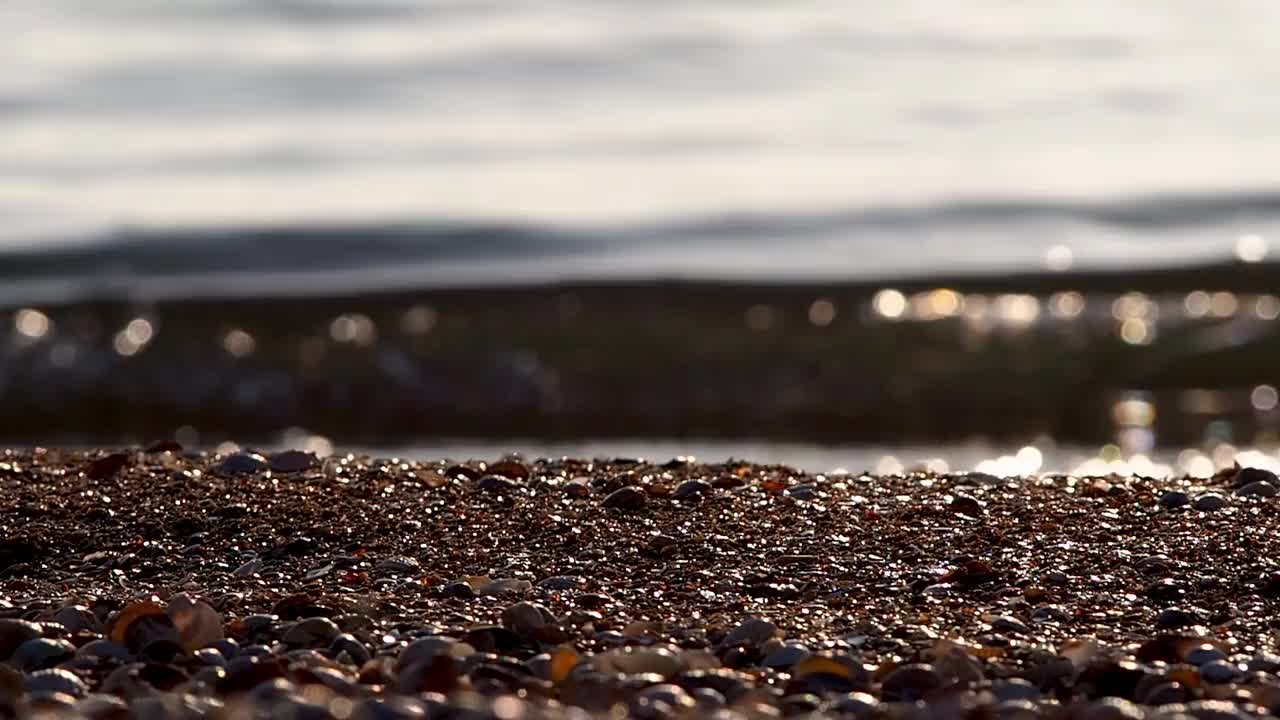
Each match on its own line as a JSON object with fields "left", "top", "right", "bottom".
{"left": 0, "top": 447, "right": 1278, "bottom": 717}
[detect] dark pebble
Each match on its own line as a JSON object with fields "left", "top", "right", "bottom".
{"left": 880, "top": 664, "right": 942, "bottom": 702}
{"left": 1155, "top": 607, "right": 1202, "bottom": 628}
{"left": 25, "top": 668, "right": 88, "bottom": 698}
{"left": 441, "top": 582, "right": 477, "bottom": 599}
{"left": 602, "top": 486, "right": 646, "bottom": 509}
{"left": 1233, "top": 466, "right": 1278, "bottom": 488}
{"left": 270, "top": 450, "right": 317, "bottom": 473}
{"left": 331, "top": 634, "right": 372, "bottom": 666}
{"left": 1236, "top": 481, "right": 1278, "bottom": 498}
{"left": 476, "top": 475, "right": 519, "bottom": 493}
{"left": 218, "top": 453, "right": 267, "bottom": 475}
{"left": 948, "top": 494, "right": 985, "bottom": 515}
{"left": 12, "top": 638, "right": 76, "bottom": 671}
{"left": 673, "top": 479, "right": 710, "bottom": 500}
{"left": 1200, "top": 659, "right": 1240, "bottom": 683}
{"left": 0, "top": 618, "right": 43, "bottom": 660}
{"left": 85, "top": 452, "right": 131, "bottom": 480}
{"left": 1193, "top": 493, "right": 1228, "bottom": 511}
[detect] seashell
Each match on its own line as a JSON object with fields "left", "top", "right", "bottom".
{"left": 108, "top": 602, "right": 181, "bottom": 655}
{"left": 550, "top": 647, "right": 580, "bottom": 685}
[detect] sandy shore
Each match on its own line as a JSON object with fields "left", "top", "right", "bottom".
{"left": 0, "top": 447, "right": 1276, "bottom": 717}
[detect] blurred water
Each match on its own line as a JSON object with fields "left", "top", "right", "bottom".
{"left": 6, "top": 1, "right": 1280, "bottom": 293}
{"left": 284, "top": 438, "right": 1280, "bottom": 479}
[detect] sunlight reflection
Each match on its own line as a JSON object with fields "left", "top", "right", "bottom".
{"left": 14, "top": 308, "right": 51, "bottom": 339}
{"left": 1236, "top": 234, "right": 1269, "bottom": 263}
{"left": 872, "top": 289, "right": 907, "bottom": 320}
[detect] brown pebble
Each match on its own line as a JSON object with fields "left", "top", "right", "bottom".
{"left": 602, "top": 486, "right": 646, "bottom": 509}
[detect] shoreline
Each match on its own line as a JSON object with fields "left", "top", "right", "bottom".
{"left": 4, "top": 257, "right": 1280, "bottom": 309}
{"left": 3, "top": 260, "right": 1279, "bottom": 447}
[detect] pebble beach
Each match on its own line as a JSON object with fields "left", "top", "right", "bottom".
{"left": 1, "top": 448, "right": 1280, "bottom": 718}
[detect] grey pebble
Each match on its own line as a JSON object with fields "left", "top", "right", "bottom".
{"left": 283, "top": 617, "right": 340, "bottom": 647}
{"left": 721, "top": 617, "right": 777, "bottom": 647}
{"left": 761, "top": 642, "right": 810, "bottom": 669}
{"left": 331, "top": 633, "right": 372, "bottom": 666}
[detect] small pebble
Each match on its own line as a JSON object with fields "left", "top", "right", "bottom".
{"left": 25, "top": 668, "right": 88, "bottom": 698}
{"left": 476, "top": 578, "right": 533, "bottom": 597}
{"left": 721, "top": 617, "right": 777, "bottom": 647}
{"left": 1193, "top": 493, "right": 1228, "bottom": 512}
{"left": 1185, "top": 645, "right": 1227, "bottom": 666}
{"left": 880, "top": 664, "right": 942, "bottom": 702}
{"left": 1233, "top": 466, "right": 1278, "bottom": 487}
{"left": 476, "top": 475, "right": 519, "bottom": 492}
{"left": 1236, "top": 481, "right": 1278, "bottom": 498}
{"left": 269, "top": 450, "right": 317, "bottom": 473}
{"left": 1031, "top": 605, "right": 1071, "bottom": 623}
{"left": 12, "top": 638, "right": 76, "bottom": 671}
{"left": 217, "top": 452, "right": 267, "bottom": 475}
{"left": 761, "top": 642, "right": 810, "bottom": 669}
{"left": 501, "top": 601, "right": 555, "bottom": 636}
{"left": 992, "top": 678, "right": 1040, "bottom": 702}
{"left": 1200, "top": 660, "right": 1240, "bottom": 684}
{"left": 331, "top": 634, "right": 372, "bottom": 666}
{"left": 1155, "top": 607, "right": 1202, "bottom": 628}
{"left": 785, "top": 484, "right": 817, "bottom": 501}
{"left": 673, "top": 480, "right": 710, "bottom": 500}
{"left": 990, "top": 615, "right": 1030, "bottom": 635}
{"left": 442, "top": 582, "right": 477, "bottom": 599}
{"left": 283, "top": 617, "right": 340, "bottom": 647}
{"left": 537, "top": 575, "right": 580, "bottom": 590}
{"left": 0, "top": 619, "right": 43, "bottom": 660}
{"left": 375, "top": 556, "right": 422, "bottom": 575}
{"left": 602, "top": 486, "right": 646, "bottom": 509}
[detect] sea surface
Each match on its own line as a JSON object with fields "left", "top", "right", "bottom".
{"left": 5, "top": 1, "right": 1280, "bottom": 300}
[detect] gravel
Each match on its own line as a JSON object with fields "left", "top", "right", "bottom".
{"left": 0, "top": 448, "right": 1278, "bottom": 718}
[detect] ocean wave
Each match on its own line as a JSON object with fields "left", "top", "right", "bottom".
{"left": 0, "top": 191, "right": 1269, "bottom": 306}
